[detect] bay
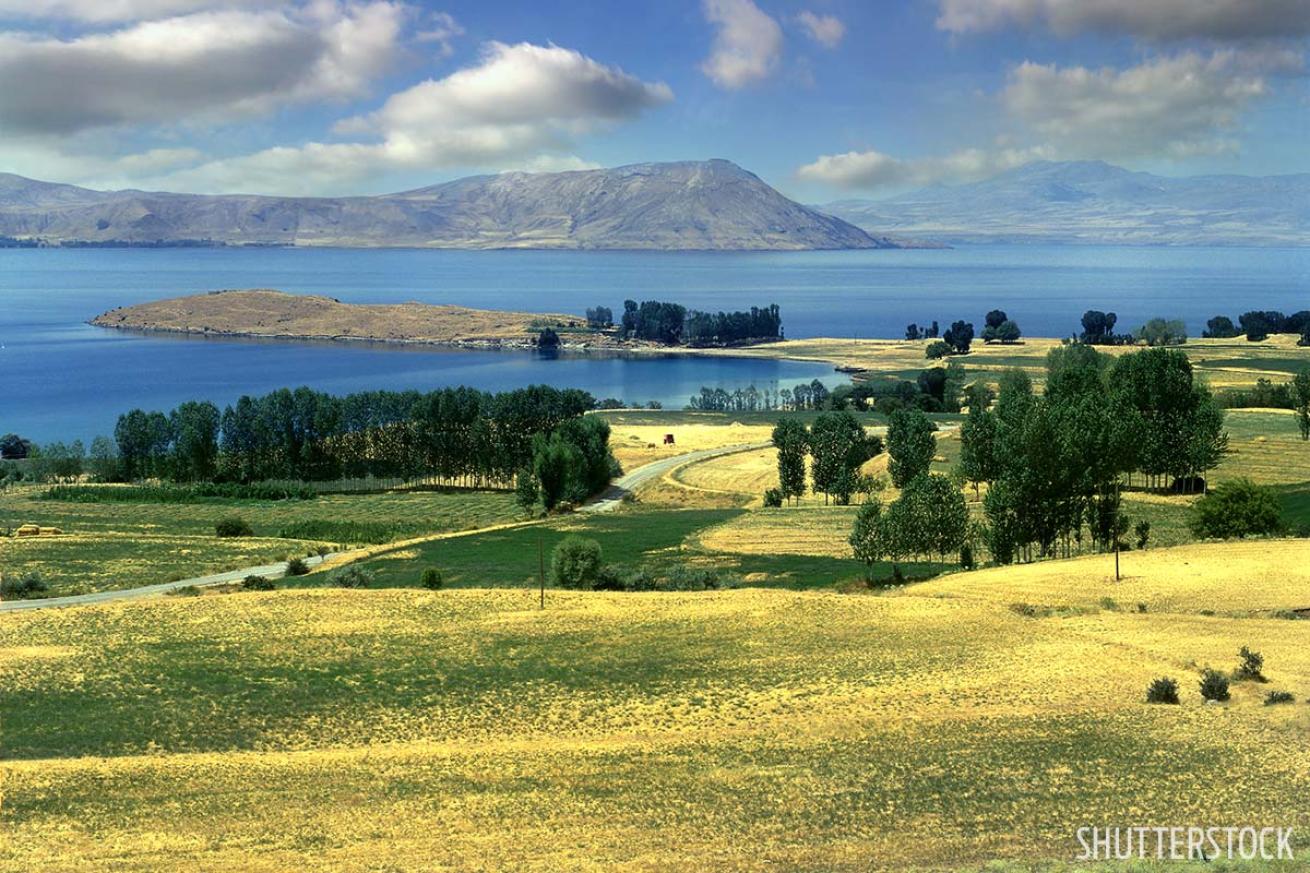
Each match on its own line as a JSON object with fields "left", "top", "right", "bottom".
{"left": 2, "top": 244, "right": 1306, "bottom": 442}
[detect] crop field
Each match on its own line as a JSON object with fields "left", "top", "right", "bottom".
{"left": 6, "top": 540, "right": 1310, "bottom": 871}
{"left": 604, "top": 418, "right": 775, "bottom": 468}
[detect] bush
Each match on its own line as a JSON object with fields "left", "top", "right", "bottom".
{"left": 1233, "top": 646, "right": 1266, "bottom": 682}
{"left": 1190, "top": 479, "right": 1284, "bottom": 540}
{"left": 659, "top": 565, "right": 723, "bottom": 591}
{"left": 1265, "top": 690, "right": 1295, "bottom": 705}
{"left": 241, "top": 574, "right": 275, "bottom": 591}
{"left": 1199, "top": 668, "right": 1231, "bottom": 702}
{"left": 285, "top": 556, "right": 310, "bottom": 577}
{"left": 215, "top": 516, "right": 254, "bottom": 538}
{"left": 1134, "top": 520, "right": 1150, "bottom": 550}
{"left": 0, "top": 572, "right": 48, "bottom": 599}
{"left": 550, "top": 536, "right": 603, "bottom": 589}
{"left": 959, "top": 542, "right": 975, "bottom": 570}
{"left": 330, "top": 565, "right": 374, "bottom": 588}
{"left": 762, "top": 487, "right": 783, "bottom": 508}
{"left": 1146, "top": 677, "right": 1180, "bottom": 704}
{"left": 420, "top": 567, "right": 443, "bottom": 590}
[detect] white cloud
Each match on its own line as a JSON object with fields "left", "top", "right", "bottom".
{"left": 0, "top": 2, "right": 407, "bottom": 135}
{"left": 0, "top": 0, "right": 281, "bottom": 23}
{"left": 795, "top": 10, "right": 844, "bottom": 48}
{"left": 936, "top": 0, "right": 1310, "bottom": 41}
{"left": 137, "top": 41, "right": 672, "bottom": 194}
{"left": 700, "top": 0, "right": 783, "bottom": 88}
{"left": 414, "top": 10, "right": 462, "bottom": 58}
{"left": 1003, "top": 51, "right": 1286, "bottom": 160}
{"left": 797, "top": 145, "right": 1048, "bottom": 190}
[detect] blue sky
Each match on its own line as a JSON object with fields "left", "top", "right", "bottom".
{"left": 0, "top": 1, "right": 1305, "bottom": 200}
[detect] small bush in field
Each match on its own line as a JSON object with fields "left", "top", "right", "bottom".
{"left": 762, "top": 488, "right": 783, "bottom": 508}
{"left": 1146, "top": 677, "right": 1180, "bottom": 704}
{"left": 331, "top": 565, "right": 374, "bottom": 589}
{"left": 550, "top": 536, "right": 603, "bottom": 589}
{"left": 215, "top": 516, "right": 254, "bottom": 538}
{"left": 420, "top": 568, "right": 443, "bottom": 590}
{"left": 0, "top": 572, "right": 49, "bottom": 599}
{"left": 1264, "top": 690, "right": 1294, "bottom": 705}
{"left": 1199, "top": 668, "right": 1230, "bottom": 702}
{"left": 1233, "top": 646, "right": 1266, "bottom": 682}
{"left": 285, "top": 557, "right": 310, "bottom": 577}
{"left": 242, "top": 574, "right": 275, "bottom": 591}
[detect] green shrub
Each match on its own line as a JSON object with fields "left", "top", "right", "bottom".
{"left": 550, "top": 536, "right": 603, "bottom": 589}
{"left": 1100, "top": 597, "right": 1121, "bottom": 611}
{"left": 330, "top": 565, "right": 374, "bottom": 589}
{"left": 762, "top": 487, "right": 784, "bottom": 508}
{"left": 925, "top": 340, "right": 951, "bottom": 360}
{"left": 420, "top": 567, "right": 443, "bottom": 590}
{"left": 1199, "top": 668, "right": 1231, "bottom": 702}
{"left": 659, "top": 565, "right": 723, "bottom": 591}
{"left": 1233, "top": 646, "right": 1266, "bottom": 682}
{"left": 214, "top": 516, "right": 254, "bottom": 538}
{"left": 1134, "top": 520, "right": 1151, "bottom": 550}
{"left": 959, "top": 543, "right": 975, "bottom": 570}
{"left": 168, "top": 584, "right": 203, "bottom": 597}
{"left": 1265, "top": 690, "right": 1295, "bottom": 705}
{"left": 0, "top": 572, "right": 48, "bottom": 600}
{"left": 1146, "top": 677, "right": 1180, "bottom": 704}
{"left": 44, "top": 482, "right": 316, "bottom": 503}
{"left": 1189, "top": 479, "right": 1284, "bottom": 540}
{"left": 285, "top": 557, "right": 310, "bottom": 577}
{"left": 241, "top": 574, "right": 275, "bottom": 591}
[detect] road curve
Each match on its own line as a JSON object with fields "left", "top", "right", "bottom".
{"left": 580, "top": 441, "right": 770, "bottom": 513}
{"left": 1, "top": 442, "right": 767, "bottom": 613}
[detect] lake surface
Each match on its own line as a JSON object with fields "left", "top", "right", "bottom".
{"left": 3, "top": 245, "right": 1306, "bottom": 441}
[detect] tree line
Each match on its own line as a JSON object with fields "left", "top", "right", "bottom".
{"left": 109, "top": 384, "right": 607, "bottom": 490}
{"left": 617, "top": 299, "right": 783, "bottom": 346}
{"left": 1204, "top": 310, "right": 1310, "bottom": 343}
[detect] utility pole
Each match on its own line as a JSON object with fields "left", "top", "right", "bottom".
{"left": 538, "top": 534, "right": 545, "bottom": 610}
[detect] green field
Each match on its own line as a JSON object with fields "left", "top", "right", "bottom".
{"left": 0, "top": 488, "right": 520, "bottom": 596}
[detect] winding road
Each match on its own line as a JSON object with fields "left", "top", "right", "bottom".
{"left": 1, "top": 441, "right": 767, "bottom": 613}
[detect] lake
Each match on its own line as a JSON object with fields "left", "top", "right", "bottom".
{"left": 3, "top": 244, "right": 1307, "bottom": 442}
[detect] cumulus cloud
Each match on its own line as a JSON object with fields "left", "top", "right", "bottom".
{"left": 0, "top": 0, "right": 281, "bottom": 23}
{"left": 936, "top": 0, "right": 1310, "bottom": 41}
{"left": 700, "top": 0, "right": 783, "bottom": 88}
{"left": 1003, "top": 51, "right": 1288, "bottom": 159}
{"left": 795, "top": 10, "right": 844, "bottom": 48}
{"left": 141, "top": 42, "right": 672, "bottom": 194}
{"left": 797, "top": 145, "right": 1048, "bottom": 190}
{"left": 414, "top": 10, "right": 463, "bottom": 58}
{"left": 0, "top": 2, "right": 407, "bottom": 136}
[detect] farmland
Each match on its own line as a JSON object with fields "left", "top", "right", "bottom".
{"left": 6, "top": 540, "right": 1310, "bottom": 870}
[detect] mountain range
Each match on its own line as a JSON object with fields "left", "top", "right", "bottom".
{"left": 0, "top": 160, "right": 890, "bottom": 251}
{"left": 820, "top": 161, "right": 1310, "bottom": 247}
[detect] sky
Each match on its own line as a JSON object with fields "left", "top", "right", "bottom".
{"left": 0, "top": 0, "right": 1306, "bottom": 201}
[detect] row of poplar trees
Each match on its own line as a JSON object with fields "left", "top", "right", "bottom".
{"left": 771, "top": 411, "right": 883, "bottom": 505}
{"left": 959, "top": 345, "right": 1228, "bottom": 563}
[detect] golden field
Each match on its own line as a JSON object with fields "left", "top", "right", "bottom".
{"left": 5, "top": 540, "right": 1310, "bottom": 871}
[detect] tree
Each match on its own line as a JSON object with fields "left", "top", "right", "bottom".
{"left": 898, "top": 473, "right": 969, "bottom": 561}
{"left": 1080, "top": 310, "right": 1118, "bottom": 344}
{"left": 985, "top": 309, "right": 1008, "bottom": 330}
{"left": 809, "top": 411, "right": 876, "bottom": 504}
{"left": 1293, "top": 367, "right": 1310, "bottom": 441}
{"left": 981, "top": 311, "right": 1019, "bottom": 344}
{"left": 514, "top": 468, "right": 539, "bottom": 514}
{"left": 996, "top": 320, "right": 1021, "bottom": 343}
{"left": 1203, "top": 316, "right": 1239, "bottom": 338}
{"left": 1135, "top": 317, "right": 1187, "bottom": 347}
{"left": 886, "top": 408, "right": 937, "bottom": 487}
{"left": 170, "top": 400, "right": 220, "bottom": 481}
{"left": 550, "top": 536, "right": 603, "bottom": 589}
{"left": 925, "top": 340, "right": 951, "bottom": 360}
{"left": 537, "top": 327, "right": 561, "bottom": 348}
{"left": 959, "top": 393, "right": 999, "bottom": 494}
{"left": 585, "top": 306, "right": 613, "bottom": 328}
{"left": 771, "top": 418, "right": 808, "bottom": 505}
{"left": 849, "top": 500, "right": 885, "bottom": 568}
{"left": 532, "top": 433, "right": 583, "bottom": 510}
{"left": 87, "top": 435, "right": 120, "bottom": 482}
{"left": 943, "top": 320, "right": 974, "bottom": 354}
{"left": 1190, "top": 479, "right": 1283, "bottom": 539}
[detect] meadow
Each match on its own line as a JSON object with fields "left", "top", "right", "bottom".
{"left": 5, "top": 540, "right": 1310, "bottom": 870}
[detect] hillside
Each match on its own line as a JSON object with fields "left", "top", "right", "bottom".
{"left": 820, "top": 160, "right": 1310, "bottom": 246}
{"left": 89, "top": 290, "right": 604, "bottom": 349}
{"left": 0, "top": 160, "right": 892, "bottom": 251}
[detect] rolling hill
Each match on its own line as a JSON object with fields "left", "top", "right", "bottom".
{"left": 820, "top": 160, "right": 1310, "bottom": 246}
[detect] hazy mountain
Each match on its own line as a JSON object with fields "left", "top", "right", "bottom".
{"left": 0, "top": 160, "right": 892, "bottom": 251}
{"left": 820, "top": 161, "right": 1310, "bottom": 246}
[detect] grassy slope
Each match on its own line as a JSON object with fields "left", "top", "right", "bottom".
{"left": 1, "top": 489, "right": 518, "bottom": 596}
{"left": 6, "top": 541, "right": 1310, "bottom": 870}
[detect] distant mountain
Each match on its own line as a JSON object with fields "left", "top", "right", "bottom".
{"left": 819, "top": 161, "right": 1310, "bottom": 246}
{"left": 0, "top": 160, "right": 893, "bottom": 251}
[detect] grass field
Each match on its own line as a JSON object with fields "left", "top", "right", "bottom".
{"left": 6, "top": 539, "right": 1310, "bottom": 870}
{"left": 0, "top": 489, "right": 520, "bottom": 596}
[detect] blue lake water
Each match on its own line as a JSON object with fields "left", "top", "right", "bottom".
{"left": 2, "top": 245, "right": 1307, "bottom": 441}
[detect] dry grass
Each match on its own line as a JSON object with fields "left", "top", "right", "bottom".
{"left": 6, "top": 572, "right": 1310, "bottom": 871}
{"left": 90, "top": 289, "right": 603, "bottom": 346}
{"left": 607, "top": 421, "right": 774, "bottom": 469}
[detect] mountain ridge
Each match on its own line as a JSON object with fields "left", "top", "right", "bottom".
{"left": 0, "top": 160, "right": 893, "bottom": 251}
{"left": 819, "top": 160, "right": 1310, "bottom": 247}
